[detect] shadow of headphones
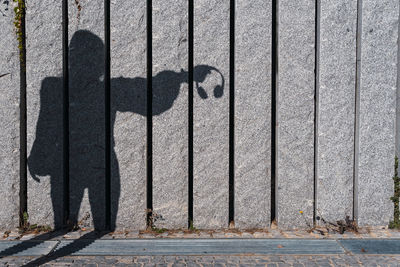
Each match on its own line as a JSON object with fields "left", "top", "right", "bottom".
{"left": 193, "top": 65, "right": 225, "bottom": 99}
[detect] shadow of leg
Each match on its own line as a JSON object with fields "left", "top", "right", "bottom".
{"left": 0, "top": 230, "right": 68, "bottom": 259}
{"left": 21, "top": 231, "right": 110, "bottom": 267}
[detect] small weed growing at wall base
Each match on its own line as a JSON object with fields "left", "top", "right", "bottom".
{"left": 19, "top": 212, "right": 52, "bottom": 234}
{"left": 189, "top": 220, "right": 197, "bottom": 231}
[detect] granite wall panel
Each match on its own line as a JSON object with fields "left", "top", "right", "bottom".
{"left": 193, "top": 0, "right": 230, "bottom": 229}
{"left": 277, "top": 0, "right": 315, "bottom": 229}
{"left": 234, "top": 0, "right": 272, "bottom": 229}
{"left": 110, "top": 0, "right": 147, "bottom": 230}
{"left": 26, "top": 0, "right": 63, "bottom": 228}
{"left": 316, "top": 0, "right": 357, "bottom": 223}
{"left": 357, "top": 0, "right": 399, "bottom": 226}
{"left": 152, "top": 0, "right": 189, "bottom": 229}
{"left": 0, "top": 1, "right": 20, "bottom": 230}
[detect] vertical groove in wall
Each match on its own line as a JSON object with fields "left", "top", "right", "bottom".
{"left": 104, "top": 0, "right": 111, "bottom": 230}
{"left": 313, "top": 0, "right": 320, "bottom": 225}
{"left": 271, "top": 0, "right": 278, "bottom": 223}
{"left": 62, "top": 0, "right": 70, "bottom": 226}
{"left": 146, "top": 0, "right": 153, "bottom": 228}
{"left": 19, "top": 0, "right": 27, "bottom": 227}
{"left": 229, "top": 0, "right": 235, "bottom": 224}
{"left": 188, "top": 0, "right": 194, "bottom": 228}
{"left": 353, "top": 0, "right": 362, "bottom": 223}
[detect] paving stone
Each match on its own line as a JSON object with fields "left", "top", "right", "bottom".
{"left": 198, "top": 232, "right": 212, "bottom": 238}
{"left": 193, "top": 0, "right": 230, "bottom": 229}
{"left": 316, "top": 0, "right": 357, "bottom": 223}
{"left": 224, "top": 233, "right": 240, "bottom": 238}
{"left": 187, "top": 263, "right": 201, "bottom": 267}
{"left": 171, "top": 232, "right": 185, "bottom": 238}
{"left": 234, "top": 0, "right": 271, "bottom": 229}
{"left": 357, "top": 0, "right": 399, "bottom": 226}
{"left": 63, "top": 232, "right": 81, "bottom": 239}
{"left": 126, "top": 231, "right": 140, "bottom": 238}
{"left": 277, "top": 0, "right": 315, "bottom": 229}
{"left": 137, "top": 257, "right": 151, "bottom": 263}
{"left": 158, "top": 232, "right": 169, "bottom": 238}
{"left": 253, "top": 232, "right": 269, "bottom": 238}
{"left": 112, "top": 233, "right": 127, "bottom": 239}
{"left": 212, "top": 232, "right": 226, "bottom": 238}
{"left": 140, "top": 234, "right": 157, "bottom": 239}
{"left": 240, "top": 233, "right": 253, "bottom": 238}
{"left": 183, "top": 233, "right": 200, "bottom": 238}
{"left": 19, "top": 234, "right": 37, "bottom": 241}
{"left": 5, "top": 235, "right": 20, "bottom": 241}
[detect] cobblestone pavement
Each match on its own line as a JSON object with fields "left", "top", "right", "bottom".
{"left": 1, "top": 255, "right": 400, "bottom": 266}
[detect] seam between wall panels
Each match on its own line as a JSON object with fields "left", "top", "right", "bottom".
{"left": 353, "top": 0, "right": 363, "bottom": 223}
{"left": 62, "top": 0, "right": 70, "bottom": 225}
{"left": 146, "top": 0, "right": 153, "bottom": 228}
{"left": 19, "top": 0, "right": 27, "bottom": 227}
{"left": 229, "top": 0, "right": 235, "bottom": 225}
{"left": 313, "top": 0, "right": 321, "bottom": 226}
{"left": 271, "top": 0, "right": 279, "bottom": 223}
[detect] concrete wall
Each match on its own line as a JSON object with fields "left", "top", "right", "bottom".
{"left": 0, "top": 0, "right": 399, "bottom": 230}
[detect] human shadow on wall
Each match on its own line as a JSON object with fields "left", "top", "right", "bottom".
{"left": 0, "top": 30, "right": 224, "bottom": 264}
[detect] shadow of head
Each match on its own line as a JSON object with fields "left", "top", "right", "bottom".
{"left": 69, "top": 29, "right": 105, "bottom": 79}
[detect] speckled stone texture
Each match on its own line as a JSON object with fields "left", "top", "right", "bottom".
{"left": 357, "top": 0, "right": 399, "bottom": 226}
{"left": 316, "top": 1, "right": 357, "bottom": 223}
{"left": 152, "top": 0, "right": 188, "bottom": 228}
{"left": 234, "top": 0, "right": 271, "bottom": 229}
{"left": 193, "top": 0, "right": 229, "bottom": 229}
{"left": 26, "top": 0, "right": 64, "bottom": 228}
{"left": 3, "top": 0, "right": 400, "bottom": 232}
{"left": 0, "top": 2, "right": 20, "bottom": 230}
{"left": 68, "top": 0, "right": 106, "bottom": 230}
{"left": 277, "top": 0, "right": 315, "bottom": 229}
{"left": 398, "top": 8, "right": 400, "bottom": 162}
{"left": 110, "top": 0, "right": 147, "bottom": 230}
